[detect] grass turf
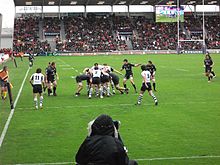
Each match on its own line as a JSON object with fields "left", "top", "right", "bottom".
{"left": 0, "top": 54, "right": 220, "bottom": 165}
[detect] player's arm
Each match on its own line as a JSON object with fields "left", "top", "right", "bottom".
{"left": 56, "top": 72, "right": 59, "bottom": 80}
{"left": 134, "top": 63, "right": 141, "bottom": 67}
{"left": 113, "top": 68, "right": 123, "bottom": 76}
{"left": 29, "top": 75, "right": 34, "bottom": 86}
{"left": 120, "top": 65, "right": 124, "bottom": 71}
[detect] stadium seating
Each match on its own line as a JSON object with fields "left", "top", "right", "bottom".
{"left": 12, "top": 15, "right": 220, "bottom": 53}
{"left": 13, "top": 17, "right": 51, "bottom": 54}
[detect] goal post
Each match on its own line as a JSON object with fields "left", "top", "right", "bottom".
{"left": 177, "top": 0, "right": 206, "bottom": 54}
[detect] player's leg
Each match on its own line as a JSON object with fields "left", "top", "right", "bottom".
{"left": 99, "top": 84, "right": 104, "bottom": 99}
{"left": 148, "top": 90, "right": 158, "bottom": 105}
{"left": 39, "top": 86, "right": 43, "bottom": 109}
{"left": 123, "top": 77, "right": 128, "bottom": 89}
{"left": 152, "top": 76, "right": 157, "bottom": 91}
{"left": 136, "top": 90, "right": 145, "bottom": 105}
{"left": 110, "top": 80, "right": 116, "bottom": 94}
{"left": 1, "top": 81, "right": 8, "bottom": 100}
{"left": 106, "top": 81, "right": 111, "bottom": 97}
{"left": 88, "top": 84, "right": 94, "bottom": 99}
{"left": 130, "top": 76, "right": 137, "bottom": 93}
{"left": 75, "top": 82, "right": 83, "bottom": 96}
{"left": 32, "top": 85, "right": 38, "bottom": 109}
{"left": 47, "top": 80, "right": 52, "bottom": 96}
{"left": 52, "top": 81, "right": 57, "bottom": 96}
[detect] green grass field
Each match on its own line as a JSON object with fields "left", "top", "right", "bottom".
{"left": 0, "top": 54, "right": 220, "bottom": 165}
{"left": 156, "top": 15, "right": 184, "bottom": 22}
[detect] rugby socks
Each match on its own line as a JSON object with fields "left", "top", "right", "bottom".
{"left": 89, "top": 88, "right": 93, "bottom": 98}
{"left": 137, "top": 94, "right": 143, "bottom": 104}
{"left": 100, "top": 86, "right": 104, "bottom": 98}
{"left": 153, "top": 82, "right": 156, "bottom": 91}
{"left": 34, "top": 97, "right": 38, "bottom": 109}
{"left": 48, "top": 88, "right": 52, "bottom": 96}
{"left": 211, "top": 71, "right": 216, "bottom": 77}
{"left": 151, "top": 93, "right": 158, "bottom": 104}
{"left": 40, "top": 96, "right": 43, "bottom": 108}
{"left": 124, "top": 84, "right": 127, "bottom": 89}
{"left": 53, "top": 87, "right": 56, "bottom": 94}
{"left": 107, "top": 86, "right": 110, "bottom": 96}
{"left": 132, "top": 84, "right": 137, "bottom": 92}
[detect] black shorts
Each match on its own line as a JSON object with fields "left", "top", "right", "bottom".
{"left": 124, "top": 73, "right": 133, "bottom": 79}
{"left": 33, "top": 84, "right": 43, "bottom": 94}
{"left": 101, "top": 75, "right": 110, "bottom": 83}
{"left": 76, "top": 76, "right": 82, "bottom": 83}
{"left": 141, "top": 82, "right": 152, "bottom": 92}
{"left": 0, "top": 80, "right": 7, "bottom": 88}
{"left": 47, "top": 77, "right": 55, "bottom": 83}
{"left": 205, "top": 67, "right": 211, "bottom": 73}
{"left": 92, "top": 77, "right": 101, "bottom": 85}
{"left": 112, "top": 77, "right": 119, "bottom": 85}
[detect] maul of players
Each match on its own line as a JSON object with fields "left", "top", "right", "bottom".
{"left": 75, "top": 63, "right": 128, "bottom": 98}
{"left": 121, "top": 59, "right": 141, "bottom": 93}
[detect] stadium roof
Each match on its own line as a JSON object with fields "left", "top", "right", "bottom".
{"left": 13, "top": 0, "right": 220, "bottom": 6}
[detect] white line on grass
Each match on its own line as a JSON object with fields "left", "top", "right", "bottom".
{"left": 0, "top": 67, "right": 30, "bottom": 148}
{"left": 136, "top": 155, "right": 220, "bottom": 161}
{"left": 16, "top": 100, "right": 220, "bottom": 111}
{"left": 11, "top": 155, "right": 220, "bottom": 165}
{"left": 176, "top": 68, "right": 189, "bottom": 72}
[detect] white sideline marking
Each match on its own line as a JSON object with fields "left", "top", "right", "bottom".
{"left": 136, "top": 155, "right": 220, "bottom": 161}
{"left": 11, "top": 155, "right": 220, "bottom": 165}
{"left": 62, "top": 68, "right": 74, "bottom": 70}
{"left": 0, "top": 67, "right": 30, "bottom": 148}
{"left": 176, "top": 68, "right": 189, "bottom": 72}
{"left": 17, "top": 100, "right": 220, "bottom": 111}
{"left": 58, "top": 64, "right": 70, "bottom": 67}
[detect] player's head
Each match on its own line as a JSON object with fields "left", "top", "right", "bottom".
{"left": 91, "top": 114, "right": 115, "bottom": 137}
{"left": 148, "top": 60, "right": 152, "bottom": 65}
{"left": 51, "top": 62, "right": 56, "bottom": 68}
{"left": 94, "top": 63, "right": 98, "bottom": 67}
{"left": 205, "top": 54, "right": 210, "bottom": 59}
{"left": 48, "top": 62, "right": 51, "bottom": 66}
{"left": 123, "top": 59, "right": 128, "bottom": 64}
{"left": 141, "top": 65, "right": 147, "bottom": 71}
{"left": 36, "top": 68, "right": 42, "bottom": 73}
{"left": 103, "top": 63, "right": 107, "bottom": 66}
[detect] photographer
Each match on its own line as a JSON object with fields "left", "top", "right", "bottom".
{"left": 75, "top": 114, "right": 138, "bottom": 165}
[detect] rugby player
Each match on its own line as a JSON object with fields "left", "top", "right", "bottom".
{"left": 146, "top": 60, "right": 157, "bottom": 91}
{"left": 136, "top": 65, "right": 158, "bottom": 106}
{"left": 28, "top": 52, "right": 34, "bottom": 68}
{"left": 45, "top": 62, "right": 59, "bottom": 96}
{"left": 30, "top": 68, "right": 45, "bottom": 109}
{"left": 88, "top": 63, "right": 103, "bottom": 99}
{"left": 44, "top": 62, "right": 51, "bottom": 93}
{"left": 121, "top": 59, "right": 141, "bottom": 93}
{"left": 75, "top": 68, "right": 91, "bottom": 97}
{"left": 204, "top": 53, "right": 214, "bottom": 82}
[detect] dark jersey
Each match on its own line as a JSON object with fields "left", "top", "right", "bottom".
{"left": 76, "top": 74, "right": 90, "bottom": 83}
{"left": 109, "top": 73, "right": 119, "bottom": 85}
{"left": 147, "top": 64, "right": 156, "bottom": 74}
{"left": 28, "top": 54, "right": 34, "bottom": 61}
{"left": 122, "top": 63, "right": 135, "bottom": 74}
{"left": 204, "top": 59, "right": 213, "bottom": 67}
{"left": 46, "top": 66, "right": 56, "bottom": 81}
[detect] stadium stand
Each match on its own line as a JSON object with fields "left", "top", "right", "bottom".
{"left": 11, "top": 15, "right": 220, "bottom": 53}
{"left": 13, "top": 17, "right": 51, "bottom": 54}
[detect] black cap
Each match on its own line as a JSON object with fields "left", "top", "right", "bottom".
{"left": 91, "top": 114, "right": 114, "bottom": 136}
